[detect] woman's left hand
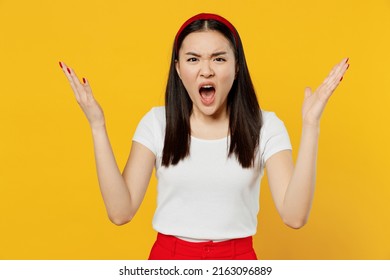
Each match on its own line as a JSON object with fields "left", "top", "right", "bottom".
{"left": 301, "top": 58, "right": 349, "bottom": 126}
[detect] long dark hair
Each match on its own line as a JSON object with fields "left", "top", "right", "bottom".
{"left": 162, "top": 17, "right": 262, "bottom": 168}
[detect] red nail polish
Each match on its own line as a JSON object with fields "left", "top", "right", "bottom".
{"left": 340, "top": 76, "right": 344, "bottom": 82}
{"left": 59, "top": 61, "right": 63, "bottom": 68}
{"left": 346, "top": 58, "right": 349, "bottom": 63}
{"left": 347, "top": 64, "right": 350, "bottom": 69}
{"left": 83, "top": 78, "right": 86, "bottom": 84}
{"left": 67, "top": 67, "right": 71, "bottom": 74}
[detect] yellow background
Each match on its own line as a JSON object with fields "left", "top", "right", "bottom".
{"left": 0, "top": 0, "right": 389, "bottom": 259}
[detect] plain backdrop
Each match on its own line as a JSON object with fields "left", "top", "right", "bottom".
{"left": 0, "top": 0, "right": 389, "bottom": 259}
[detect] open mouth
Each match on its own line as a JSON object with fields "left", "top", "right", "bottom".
{"left": 199, "top": 85, "right": 216, "bottom": 105}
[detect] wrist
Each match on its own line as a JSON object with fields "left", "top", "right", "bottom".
{"left": 302, "top": 116, "right": 320, "bottom": 128}
{"left": 301, "top": 122, "right": 320, "bottom": 135}
{"left": 91, "top": 123, "right": 107, "bottom": 135}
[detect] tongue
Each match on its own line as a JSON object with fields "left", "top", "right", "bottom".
{"left": 201, "top": 90, "right": 214, "bottom": 98}
{"left": 200, "top": 89, "right": 215, "bottom": 105}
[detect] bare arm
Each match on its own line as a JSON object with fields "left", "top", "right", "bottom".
{"left": 266, "top": 58, "right": 349, "bottom": 229}
{"left": 59, "top": 62, "right": 155, "bottom": 225}
{"left": 92, "top": 127, "right": 155, "bottom": 225}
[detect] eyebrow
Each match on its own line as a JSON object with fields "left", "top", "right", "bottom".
{"left": 184, "top": 51, "right": 228, "bottom": 58}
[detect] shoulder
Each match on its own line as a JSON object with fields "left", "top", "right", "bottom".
{"left": 259, "top": 110, "right": 292, "bottom": 163}
{"left": 133, "top": 106, "right": 166, "bottom": 155}
{"left": 150, "top": 106, "right": 165, "bottom": 115}
{"left": 141, "top": 106, "right": 166, "bottom": 126}
{"left": 259, "top": 109, "right": 290, "bottom": 139}
{"left": 261, "top": 110, "right": 285, "bottom": 127}
{"left": 148, "top": 106, "right": 166, "bottom": 118}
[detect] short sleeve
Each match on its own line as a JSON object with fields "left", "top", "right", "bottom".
{"left": 132, "top": 108, "right": 158, "bottom": 155}
{"left": 260, "top": 111, "right": 292, "bottom": 165}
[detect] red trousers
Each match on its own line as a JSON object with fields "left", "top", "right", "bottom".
{"left": 148, "top": 233, "right": 258, "bottom": 260}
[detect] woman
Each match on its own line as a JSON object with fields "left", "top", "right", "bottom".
{"left": 59, "top": 13, "right": 349, "bottom": 260}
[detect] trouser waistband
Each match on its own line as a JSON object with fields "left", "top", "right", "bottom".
{"left": 155, "top": 233, "right": 254, "bottom": 258}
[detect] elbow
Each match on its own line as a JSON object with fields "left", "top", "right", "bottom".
{"left": 283, "top": 216, "right": 308, "bottom": 229}
{"left": 108, "top": 213, "right": 133, "bottom": 226}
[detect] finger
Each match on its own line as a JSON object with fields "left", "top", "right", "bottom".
{"left": 324, "top": 58, "right": 349, "bottom": 88}
{"left": 322, "top": 63, "right": 349, "bottom": 98}
{"left": 304, "top": 87, "right": 312, "bottom": 99}
{"left": 332, "top": 58, "right": 349, "bottom": 81}
{"left": 315, "top": 79, "right": 336, "bottom": 102}
{"left": 327, "top": 58, "right": 348, "bottom": 79}
{"left": 59, "top": 61, "right": 73, "bottom": 83}
{"left": 82, "top": 77, "right": 94, "bottom": 100}
{"left": 326, "top": 57, "right": 346, "bottom": 78}
{"left": 59, "top": 61, "right": 81, "bottom": 102}
{"left": 338, "top": 60, "right": 350, "bottom": 81}
{"left": 67, "top": 66, "right": 90, "bottom": 104}
{"left": 323, "top": 64, "right": 341, "bottom": 84}
{"left": 312, "top": 58, "right": 349, "bottom": 104}
{"left": 329, "top": 61, "right": 349, "bottom": 89}
{"left": 327, "top": 64, "right": 339, "bottom": 79}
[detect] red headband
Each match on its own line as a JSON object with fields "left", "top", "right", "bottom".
{"left": 174, "top": 13, "right": 239, "bottom": 55}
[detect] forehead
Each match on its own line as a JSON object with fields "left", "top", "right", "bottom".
{"left": 180, "top": 30, "right": 234, "bottom": 54}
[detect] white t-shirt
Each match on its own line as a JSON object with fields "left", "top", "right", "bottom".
{"left": 133, "top": 106, "right": 292, "bottom": 240}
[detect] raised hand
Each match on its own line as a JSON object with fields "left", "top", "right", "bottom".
{"left": 59, "top": 61, "right": 105, "bottom": 129}
{"left": 302, "top": 58, "right": 349, "bottom": 126}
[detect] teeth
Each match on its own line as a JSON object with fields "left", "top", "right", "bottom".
{"left": 201, "top": 85, "right": 213, "bottom": 89}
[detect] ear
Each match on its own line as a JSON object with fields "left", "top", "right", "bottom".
{"left": 175, "top": 59, "right": 181, "bottom": 79}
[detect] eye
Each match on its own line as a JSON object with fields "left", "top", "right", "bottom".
{"left": 186, "top": 57, "right": 198, "bottom": 62}
{"left": 214, "top": 57, "right": 226, "bottom": 62}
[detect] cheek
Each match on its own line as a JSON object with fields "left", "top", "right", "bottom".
{"left": 220, "top": 70, "right": 236, "bottom": 88}
{"left": 179, "top": 68, "right": 197, "bottom": 89}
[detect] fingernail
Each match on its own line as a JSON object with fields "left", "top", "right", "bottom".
{"left": 83, "top": 78, "right": 86, "bottom": 84}
{"left": 67, "top": 67, "right": 71, "bottom": 74}
{"left": 347, "top": 64, "right": 350, "bottom": 70}
{"left": 346, "top": 58, "right": 349, "bottom": 63}
{"left": 340, "top": 76, "right": 344, "bottom": 82}
{"left": 59, "top": 61, "right": 63, "bottom": 68}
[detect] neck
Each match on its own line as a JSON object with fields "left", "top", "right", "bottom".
{"left": 190, "top": 106, "right": 230, "bottom": 139}
{"left": 191, "top": 107, "right": 228, "bottom": 123}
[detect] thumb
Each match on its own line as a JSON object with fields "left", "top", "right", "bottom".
{"left": 304, "top": 87, "right": 312, "bottom": 99}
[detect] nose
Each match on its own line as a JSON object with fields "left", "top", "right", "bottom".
{"left": 200, "top": 61, "right": 214, "bottom": 78}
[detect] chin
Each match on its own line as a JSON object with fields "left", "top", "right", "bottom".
{"left": 200, "top": 105, "right": 225, "bottom": 118}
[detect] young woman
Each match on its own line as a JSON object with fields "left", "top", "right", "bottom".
{"left": 59, "top": 13, "right": 349, "bottom": 260}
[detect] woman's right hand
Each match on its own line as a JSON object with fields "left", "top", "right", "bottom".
{"left": 59, "top": 61, "right": 105, "bottom": 129}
